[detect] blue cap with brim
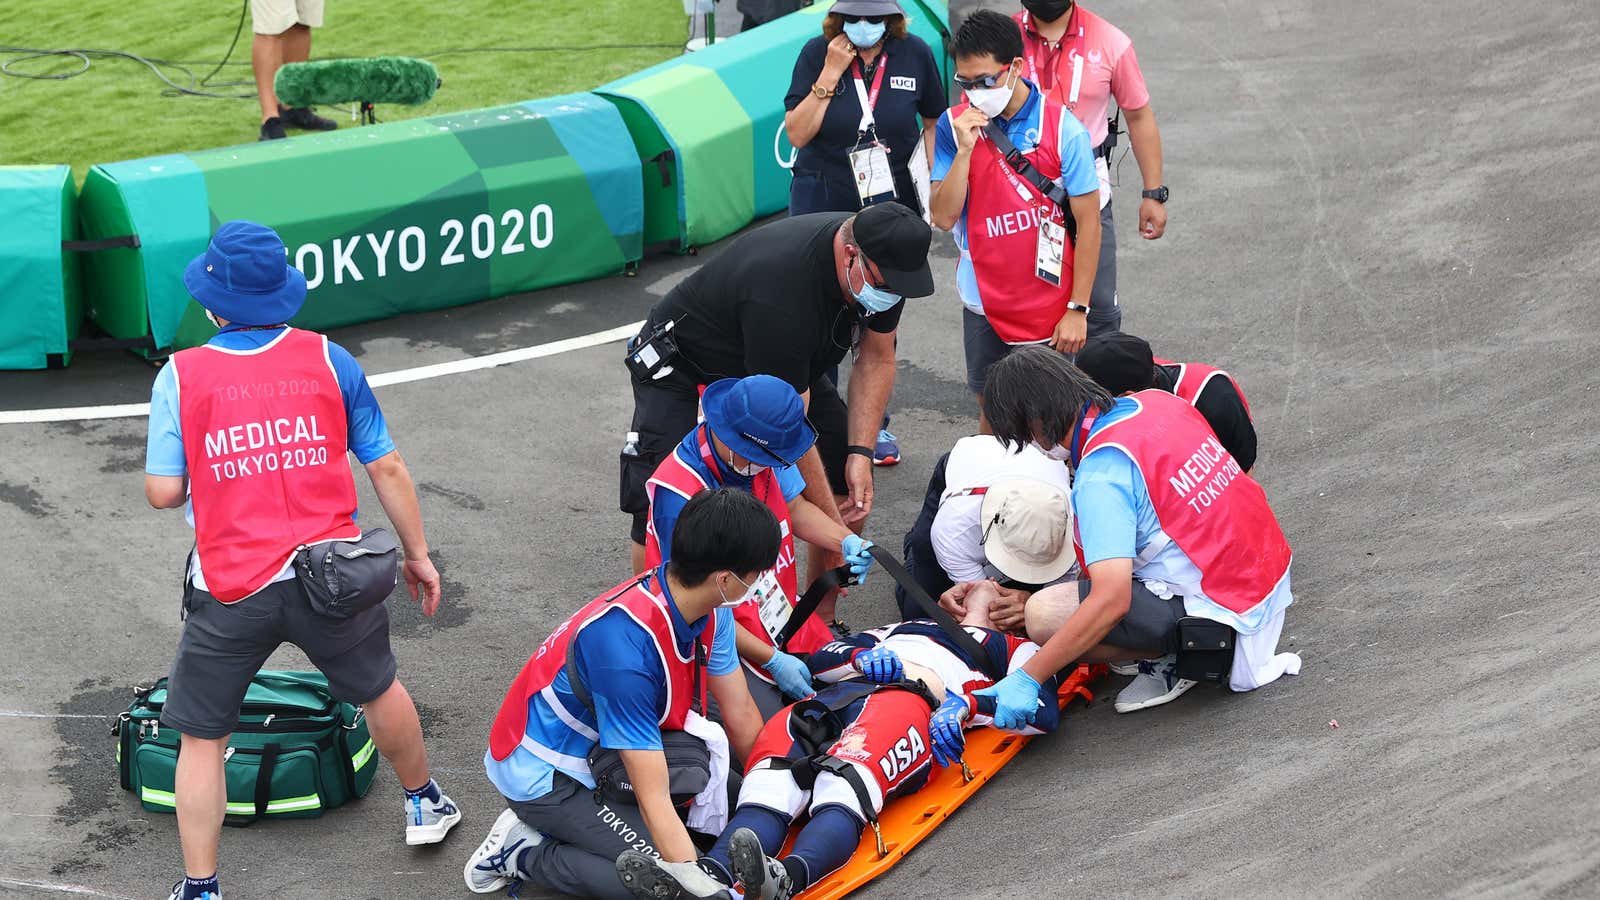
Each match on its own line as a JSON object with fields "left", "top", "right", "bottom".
{"left": 182, "top": 220, "right": 308, "bottom": 326}
{"left": 701, "top": 376, "right": 818, "bottom": 468}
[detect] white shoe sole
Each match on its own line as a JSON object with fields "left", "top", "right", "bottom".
{"left": 1114, "top": 678, "right": 1197, "bottom": 713}
{"left": 462, "top": 808, "right": 522, "bottom": 892}
{"left": 406, "top": 804, "right": 462, "bottom": 846}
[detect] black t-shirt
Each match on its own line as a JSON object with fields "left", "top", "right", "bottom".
{"left": 783, "top": 34, "right": 948, "bottom": 203}
{"left": 1154, "top": 365, "right": 1259, "bottom": 471}
{"left": 647, "top": 213, "right": 905, "bottom": 392}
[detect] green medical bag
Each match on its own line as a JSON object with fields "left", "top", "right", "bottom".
{"left": 115, "top": 670, "right": 378, "bottom": 823}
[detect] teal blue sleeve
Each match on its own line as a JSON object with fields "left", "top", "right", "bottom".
{"left": 145, "top": 362, "right": 187, "bottom": 477}
{"left": 1056, "top": 117, "right": 1101, "bottom": 198}
{"left": 775, "top": 463, "right": 806, "bottom": 502}
{"left": 708, "top": 608, "right": 739, "bottom": 676}
{"left": 1071, "top": 449, "right": 1141, "bottom": 565}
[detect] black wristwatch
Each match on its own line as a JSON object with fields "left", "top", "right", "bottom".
{"left": 845, "top": 445, "right": 874, "bottom": 460}
{"left": 1141, "top": 185, "right": 1170, "bottom": 203}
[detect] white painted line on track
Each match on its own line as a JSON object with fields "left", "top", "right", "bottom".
{"left": 0, "top": 878, "right": 139, "bottom": 899}
{"left": 0, "top": 321, "right": 643, "bottom": 425}
{"left": 0, "top": 711, "right": 110, "bottom": 720}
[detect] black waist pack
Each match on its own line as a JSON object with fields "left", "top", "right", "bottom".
{"left": 587, "top": 730, "right": 712, "bottom": 807}
{"left": 293, "top": 528, "right": 399, "bottom": 619}
{"left": 1172, "top": 616, "right": 1236, "bottom": 685}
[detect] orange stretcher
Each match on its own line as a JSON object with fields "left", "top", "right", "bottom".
{"left": 788, "top": 663, "right": 1107, "bottom": 900}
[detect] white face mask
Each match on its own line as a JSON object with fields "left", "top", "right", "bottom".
{"left": 964, "top": 65, "right": 1016, "bottom": 118}
{"left": 722, "top": 445, "right": 767, "bottom": 478}
{"left": 717, "top": 572, "right": 755, "bottom": 607}
{"left": 1033, "top": 440, "right": 1073, "bottom": 462}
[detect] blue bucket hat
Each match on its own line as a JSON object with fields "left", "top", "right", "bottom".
{"left": 182, "top": 220, "right": 308, "bottom": 326}
{"left": 701, "top": 376, "right": 818, "bottom": 468}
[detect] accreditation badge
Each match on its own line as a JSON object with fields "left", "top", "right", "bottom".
{"left": 850, "top": 140, "right": 896, "bottom": 205}
{"left": 1036, "top": 216, "right": 1067, "bottom": 286}
{"left": 744, "top": 568, "right": 792, "bottom": 641}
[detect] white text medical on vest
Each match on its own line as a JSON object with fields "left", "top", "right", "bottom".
{"left": 984, "top": 202, "right": 1055, "bottom": 239}
{"left": 202, "top": 416, "right": 330, "bottom": 483}
{"left": 290, "top": 204, "right": 556, "bottom": 291}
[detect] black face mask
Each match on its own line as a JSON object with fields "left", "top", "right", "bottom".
{"left": 1022, "top": 0, "right": 1073, "bottom": 23}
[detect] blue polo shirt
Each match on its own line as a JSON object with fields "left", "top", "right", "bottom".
{"left": 931, "top": 81, "right": 1100, "bottom": 316}
{"left": 649, "top": 424, "right": 808, "bottom": 564}
{"left": 484, "top": 566, "right": 739, "bottom": 801}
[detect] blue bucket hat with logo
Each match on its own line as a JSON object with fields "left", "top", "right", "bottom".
{"left": 700, "top": 375, "right": 818, "bottom": 468}
{"left": 182, "top": 220, "right": 307, "bottom": 326}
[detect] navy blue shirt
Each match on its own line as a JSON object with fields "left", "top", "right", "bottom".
{"left": 784, "top": 33, "right": 947, "bottom": 212}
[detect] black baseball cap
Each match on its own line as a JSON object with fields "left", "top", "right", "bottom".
{"left": 1076, "top": 332, "right": 1157, "bottom": 395}
{"left": 854, "top": 203, "right": 934, "bottom": 298}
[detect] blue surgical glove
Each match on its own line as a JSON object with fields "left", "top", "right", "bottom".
{"left": 929, "top": 691, "right": 969, "bottom": 767}
{"left": 853, "top": 645, "right": 903, "bottom": 684}
{"left": 762, "top": 649, "right": 817, "bottom": 700}
{"left": 973, "top": 669, "right": 1044, "bottom": 730}
{"left": 840, "top": 534, "right": 875, "bottom": 584}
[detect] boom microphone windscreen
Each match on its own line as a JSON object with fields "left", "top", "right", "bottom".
{"left": 274, "top": 57, "right": 439, "bottom": 108}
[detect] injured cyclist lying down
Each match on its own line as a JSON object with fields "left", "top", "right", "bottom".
{"left": 613, "top": 580, "right": 1060, "bottom": 900}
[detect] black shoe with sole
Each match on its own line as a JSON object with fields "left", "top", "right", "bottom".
{"left": 279, "top": 105, "right": 338, "bottom": 131}
{"left": 259, "top": 117, "right": 287, "bottom": 141}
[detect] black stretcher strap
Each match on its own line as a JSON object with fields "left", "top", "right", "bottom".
{"left": 776, "top": 564, "right": 856, "bottom": 651}
{"left": 865, "top": 545, "right": 1007, "bottom": 683}
{"left": 62, "top": 234, "right": 140, "bottom": 252}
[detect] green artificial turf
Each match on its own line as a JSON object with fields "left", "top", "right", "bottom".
{"left": 0, "top": 0, "right": 692, "bottom": 182}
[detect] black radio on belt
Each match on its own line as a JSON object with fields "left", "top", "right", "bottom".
{"left": 625, "top": 318, "right": 681, "bottom": 383}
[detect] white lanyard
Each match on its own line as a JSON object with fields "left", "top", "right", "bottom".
{"left": 851, "top": 54, "right": 888, "bottom": 134}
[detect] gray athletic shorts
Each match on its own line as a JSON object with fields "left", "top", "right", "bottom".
{"left": 160, "top": 578, "right": 398, "bottom": 739}
{"left": 1080, "top": 577, "right": 1185, "bottom": 654}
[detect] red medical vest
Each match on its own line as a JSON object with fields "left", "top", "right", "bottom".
{"left": 955, "top": 98, "right": 1075, "bottom": 344}
{"left": 1154, "top": 356, "right": 1254, "bottom": 418}
{"left": 1074, "top": 391, "right": 1289, "bottom": 616}
{"left": 643, "top": 427, "right": 832, "bottom": 661}
{"left": 172, "top": 328, "right": 359, "bottom": 603}
{"left": 488, "top": 573, "right": 713, "bottom": 762}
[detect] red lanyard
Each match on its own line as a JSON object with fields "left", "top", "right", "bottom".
{"left": 1070, "top": 402, "right": 1099, "bottom": 468}
{"left": 1023, "top": 8, "right": 1086, "bottom": 100}
{"left": 852, "top": 53, "right": 889, "bottom": 114}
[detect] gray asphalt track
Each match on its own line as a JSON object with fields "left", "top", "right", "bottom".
{"left": 4, "top": 0, "right": 1600, "bottom": 897}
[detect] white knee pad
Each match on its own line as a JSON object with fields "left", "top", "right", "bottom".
{"left": 809, "top": 764, "right": 884, "bottom": 820}
{"left": 738, "top": 761, "right": 810, "bottom": 819}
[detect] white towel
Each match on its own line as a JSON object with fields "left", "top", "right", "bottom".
{"left": 682, "top": 710, "right": 731, "bottom": 834}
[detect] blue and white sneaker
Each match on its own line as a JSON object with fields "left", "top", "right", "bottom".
{"left": 464, "top": 808, "right": 544, "bottom": 893}
{"left": 166, "top": 881, "right": 220, "bottom": 900}
{"left": 1113, "top": 654, "right": 1196, "bottom": 713}
{"left": 405, "top": 786, "right": 462, "bottom": 845}
{"left": 872, "top": 428, "right": 900, "bottom": 467}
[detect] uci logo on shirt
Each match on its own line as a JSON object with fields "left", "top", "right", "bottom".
{"left": 890, "top": 76, "right": 916, "bottom": 91}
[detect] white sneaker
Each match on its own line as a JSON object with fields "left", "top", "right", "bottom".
{"left": 1113, "top": 655, "right": 1196, "bottom": 713}
{"left": 729, "top": 827, "right": 792, "bottom": 900}
{"left": 404, "top": 785, "right": 462, "bottom": 845}
{"left": 616, "top": 851, "right": 735, "bottom": 900}
{"left": 464, "top": 808, "right": 543, "bottom": 893}
{"left": 1109, "top": 660, "right": 1146, "bottom": 676}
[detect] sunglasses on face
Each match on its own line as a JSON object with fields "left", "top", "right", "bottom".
{"left": 842, "top": 14, "right": 888, "bottom": 23}
{"left": 953, "top": 65, "right": 1014, "bottom": 91}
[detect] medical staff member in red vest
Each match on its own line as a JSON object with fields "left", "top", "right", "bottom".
{"left": 465, "top": 489, "right": 773, "bottom": 900}
{"left": 644, "top": 375, "right": 876, "bottom": 718}
{"left": 1076, "top": 332, "right": 1257, "bottom": 471}
{"left": 1014, "top": 0, "right": 1170, "bottom": 335}
{"left": 973, "top": 347, "right": 1301, "bottom": 722}
{"left": 143, "top": 222, "right": 459, "bottom": 900}
{"left": 929, "top": 9, "right": 1102, "bottom": 429}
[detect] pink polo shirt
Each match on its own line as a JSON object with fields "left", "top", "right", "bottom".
{"left": 1015, "top": 5, "right": 1150, "bottom": 147}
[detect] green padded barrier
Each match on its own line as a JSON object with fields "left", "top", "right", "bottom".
{"left": 596, "top": 0, "right": 949, "bottom": 251}
{"left": 0, "top": 165, "right": 82, "bottom": 369}
{"left": 79, "top": 94, "right": 643, "bottom": 352}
